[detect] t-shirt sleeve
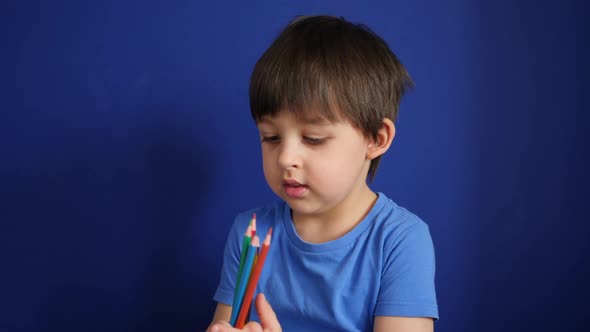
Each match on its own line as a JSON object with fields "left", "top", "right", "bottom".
{"left": 375, "top": 220, "right": 439, "bottom": 320}
{"left": 213, "top": 215, "right": 246, "bottom": 306}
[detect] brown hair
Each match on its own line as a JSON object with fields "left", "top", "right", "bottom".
{"left": 249, "top": 15, "right": 413, "bottom": 180}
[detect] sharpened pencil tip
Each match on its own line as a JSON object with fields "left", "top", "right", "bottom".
{"left": 251, "top": 235, "right": 260, "bottom": 247}
{"left": 251, "top": 214, "right": 257, "bottom": 236}
{"left": 264, "top": 228, "right": 272, "bottom": 245}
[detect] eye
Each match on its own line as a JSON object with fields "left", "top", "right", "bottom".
{"left": 261, "top": 135, "right": 280, "bottom": 144}
{"left": 304, "top": 137, "right": 327, "bottom": 145}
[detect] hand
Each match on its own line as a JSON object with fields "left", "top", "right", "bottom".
{"left": 208, "top": 293, "right": 281, "bottom": 332}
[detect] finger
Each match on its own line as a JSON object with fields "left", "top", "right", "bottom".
{"left": 208, "top": 319, "right": 265, "bottom": 332}
{"left": 208, "top": 320, "right": 235, "bottom": 332}
{"left": 255, "top": 293, "right": 281, "bottom": 331}
{"left": 242, "top": 321, "right": 264, "bottom": 332}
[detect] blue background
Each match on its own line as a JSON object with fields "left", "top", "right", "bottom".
{"left": 1, "top": 0, "right": 588, "bottom": 331}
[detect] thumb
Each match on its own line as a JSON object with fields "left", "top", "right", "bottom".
{"left": 207, "top": 320, "right": 233, "bottom": 332}
{"left": 255, "top": 293, "right": 281, "bottom": 332}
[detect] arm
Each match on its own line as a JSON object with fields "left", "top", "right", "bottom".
{"left": 207, "top": 303, "right": 232, "bottom": 328}
{"left": 374, "top": 316, "right": 433, "bottom": 332}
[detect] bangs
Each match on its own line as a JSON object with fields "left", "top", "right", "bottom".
{"left": 249, "top": 50, "right": 342, "bottom": 123}
{"left": 249, "top": 17, "right": 354, "bottom": 123}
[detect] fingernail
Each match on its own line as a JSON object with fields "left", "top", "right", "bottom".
{"left": 211, "top": 326, "right": 219, "bottom": 332}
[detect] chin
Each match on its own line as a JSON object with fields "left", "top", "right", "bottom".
{"left": 284, "top": 199, "right": 324, "bottom": 216}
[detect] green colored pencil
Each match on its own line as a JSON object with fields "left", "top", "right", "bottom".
{"left": 232, "top": 216, "right": 254, "bottom": 304}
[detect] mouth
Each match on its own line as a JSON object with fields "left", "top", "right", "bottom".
{"left": 283, "top": 179, "right": 304, "bottom": 186}
{"left": 282, "top": 179, "right": 308, "bottom": 198}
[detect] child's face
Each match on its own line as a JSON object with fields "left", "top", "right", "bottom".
{"left": 256, "top": 109, "right": 372, "bottom": 217}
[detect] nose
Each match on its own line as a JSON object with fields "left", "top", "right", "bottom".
{"left": 277, "top": 139, "right": 302, "bottom": 170}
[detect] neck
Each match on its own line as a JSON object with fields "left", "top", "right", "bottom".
{"left": 292, "top": 185, "right": 378, "bottom": 244}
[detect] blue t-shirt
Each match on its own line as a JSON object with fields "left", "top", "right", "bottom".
{"left": 214, "top": 193, "right": 438, "bottom": 331}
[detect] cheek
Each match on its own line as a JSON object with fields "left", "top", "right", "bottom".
{"left": 261, "top": 150, "right": 271, "bottom": 172}
{"left": 325, "top": 145, "right": 366, "bottom": 179}
{"left": 261, "top": 150, "right": 278, "bottom": 180}
{"left": 311, "top": 148, "right": 361, "bottom": 179}
{"left": 329, "top": 142, "right": 366, "bottom": 164}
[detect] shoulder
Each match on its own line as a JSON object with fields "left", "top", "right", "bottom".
{"left": 373, "top": 193, "right": 431, "bottom": 237}
{"left": 370, "top": 194, "right": 435, "bottom": 259}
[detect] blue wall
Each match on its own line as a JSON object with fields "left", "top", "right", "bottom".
{"left": 2, "top": 1, "right": 588, "bottom": 331}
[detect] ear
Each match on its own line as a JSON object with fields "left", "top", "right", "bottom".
{"left": 366, "top": 118, "right": 395, "bottom": 160}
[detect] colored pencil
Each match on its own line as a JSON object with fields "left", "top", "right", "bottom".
{"left": 232, "top": 223, "right": 252, "bottom": 303}
{"left": 232, "top": 220, "right": 252, "bottom": 320}
{"left": 230, "top": 235, "right": 260, "bottom": 326}
{"left": 250, "top": 213, "right": 257, "bottom": 237}
{"left": 235, "top": 228, "right": 273, "bottom": 328}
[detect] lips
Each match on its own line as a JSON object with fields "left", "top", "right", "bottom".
{"left": 283, "top": 179, "right": 308, "bottom": 198}
{"left": 283, "top": 179, "right": 302, "bottom": 186}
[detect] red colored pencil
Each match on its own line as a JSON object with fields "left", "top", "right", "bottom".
{"left": 250, "top": 213, "right": 257, "bottom": 237}
{"left": 235, "top": 228, "right": 272, "bottom": 328}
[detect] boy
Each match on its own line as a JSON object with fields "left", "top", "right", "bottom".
{"left": 208, "top": 15, "right": 438, "bottom": 332}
